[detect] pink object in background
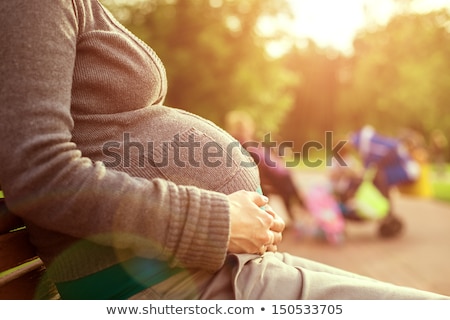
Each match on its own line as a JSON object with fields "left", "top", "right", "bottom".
{"left": 304, "top": 184, "right": 345, "bottom": 245}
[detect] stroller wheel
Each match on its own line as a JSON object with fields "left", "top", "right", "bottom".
{"left": 378, "top": 215, "right": 403, "bottom": 238}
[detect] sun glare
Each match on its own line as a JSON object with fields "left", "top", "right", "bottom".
{"left": 283, "top": 0, "right": 404, "bottom": 55}
{"left": 288, "top": 1, "right": 366, "bottom": 54}
{"left": 265, "top": 0, "right": 450, "bottom": 56}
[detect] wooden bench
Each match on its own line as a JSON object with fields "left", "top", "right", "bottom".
{"left": 0, "top": 194, "right": 59, "bottom": 299}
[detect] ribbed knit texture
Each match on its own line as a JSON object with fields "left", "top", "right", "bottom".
{"left": 0, "top": 0, "right": 260, "bottom": 283}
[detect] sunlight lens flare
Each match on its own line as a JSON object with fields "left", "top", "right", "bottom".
{"left": 263, "top": 0, "right": 450, "bottom": 56}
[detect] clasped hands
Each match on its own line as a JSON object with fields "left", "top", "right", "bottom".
{"left": 227, "top": 190, "right": 285, "bottom": 255}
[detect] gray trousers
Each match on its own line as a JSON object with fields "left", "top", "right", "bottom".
{"left": 130, "top": 252, "right": 448, "bottom": 300}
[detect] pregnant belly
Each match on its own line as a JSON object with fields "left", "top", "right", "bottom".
{"left": 73, "top": 105, "right": 261, "bottom": 194}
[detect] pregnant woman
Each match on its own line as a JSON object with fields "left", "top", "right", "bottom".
{"left": 0, "top": 0, "right": 447, "bottom": 300}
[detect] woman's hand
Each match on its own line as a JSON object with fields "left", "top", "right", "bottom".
{"left": 227, "top": 190, "right": 285, "bottom": 255}
{"left": 264, "top": 204, "right": 285, "bottom": 253}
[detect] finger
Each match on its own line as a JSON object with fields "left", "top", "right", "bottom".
{"left": 264, "top": 204, "right": 276, "bottom": 217}
{"left": 259, "top": 207, "right": 276, "bottom": 230}
{"left": 266, "top": 207, "right": 285, "bottom": 233}
{"left": 264, "top": 205, "right": 285, "bottom": 232}
{"left": 265, "top": 231, "right": 275, "bottom": 245}
{"left": 271, "top": 216, "right": 285, "bottom": 233}
{"left": 246, "top": 191, "right": 269, "bottom": 208}
{"left": 257, "top": 244, "right": 267, "bottom": 255}
{"left": 265, "top": 205, "right": 285, "bottom": 231}
{"left": 266, "top": 244, "right": 278, "bottom": 253}
{"left": 272, "top": 231, "right": 283, "bottom": 246}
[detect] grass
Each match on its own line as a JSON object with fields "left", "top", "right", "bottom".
{"left": 430, "top": 164, "right": 450, "bottom": 202}
{"left": 432, "top": 180, "right": 450, "bottom": 202}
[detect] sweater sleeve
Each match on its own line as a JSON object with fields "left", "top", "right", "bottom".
{"left": 0, "top": 0, "right": 230, "bottom": 271}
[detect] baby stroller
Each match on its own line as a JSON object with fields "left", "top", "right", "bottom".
{"left": 302, "top": 182, "right": 346, "bottom": 244}
{"left": 332, "top": 164, "right": 403, "bottom": 238}
{"left": 332, "top": 126, "right": 420, "bottom": 238}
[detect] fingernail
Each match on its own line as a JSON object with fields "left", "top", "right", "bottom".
{"left": 261, "top": 195, "right": 269, "bottom": 203}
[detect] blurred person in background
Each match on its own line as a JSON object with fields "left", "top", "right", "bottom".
{"left": 225, "top": 110, "right": 305, "bottom": 224}
{"left": 348, "top": 125, "right": 421, "bottom": 237}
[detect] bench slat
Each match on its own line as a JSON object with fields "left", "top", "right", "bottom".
{"left": 0, "top": 229, "right": 38, "bottom": 272}
{"left": 0, "top": 265, "right": 47, "bottom": 299}
{"left": 0, "top": 198, "right": 24, "bottom": 235}
{"left": 0, "top": 258, "right": 44, "bottom": 287}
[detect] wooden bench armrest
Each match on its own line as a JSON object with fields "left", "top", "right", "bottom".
{"left": 0, "top": 258, "right": 44, "bottom": 287}
{"left": 0, "top": 196, "right": 60, "bottom": 299}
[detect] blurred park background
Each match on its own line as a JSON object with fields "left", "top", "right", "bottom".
{"left": 101, "top": 0, "right": 450, "bottom": 295}
{"left": 102, "top": 0, "right": 450, "bottom": 191}
{"left": 102, "top": 0, "right": 450, "bottom": 156}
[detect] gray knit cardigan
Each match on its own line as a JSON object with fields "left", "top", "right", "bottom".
{"left": 0, "top": 0, "right": 260, "bottom": 283}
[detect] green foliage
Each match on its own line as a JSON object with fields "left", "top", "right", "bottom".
{"left": 101, "top": 0, "right": 297, "bottom": 135}
{"left": 278, "top": 44, "right": 343, "bottom": 148}
{"left": 278, "top": 9, "right": 450, "bottom": 156}
{"left": 101, "top": 1, "right": 450, "bottom": 160}
{"left": 338, "top": 10, "right": 450, "bottom": 141}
